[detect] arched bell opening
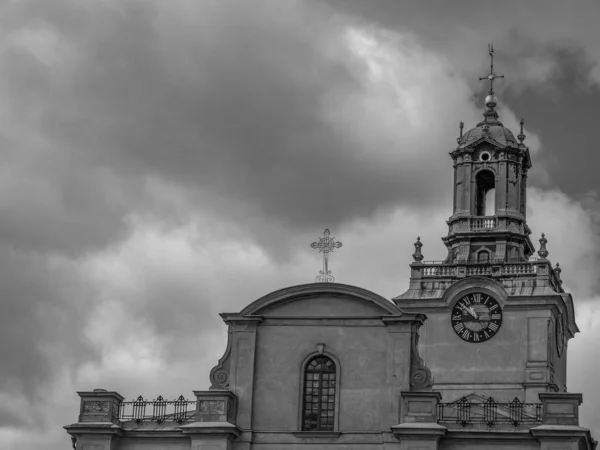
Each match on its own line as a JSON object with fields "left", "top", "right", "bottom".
{"left": 477, "top": 249, "right": 491, "bottom": 264}
{"left": 475, "top": 170, "right": 496, "bottom": 216}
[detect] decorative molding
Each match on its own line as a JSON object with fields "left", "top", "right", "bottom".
{"left": 292, "top": 431, "right": 341, "bottom": 438}
{"left": 199, "top": 400, "right": 225, "bottom": 414}
{"left": 409, "top": 324, "right": 433, "bottom": 391}
{"left": 209, "top": 325, "right": 233, "bottom": 390}
{"left": 239, "top": 282, "right": 402, "bottom": 316}
{"left": 194, "top": 390, "right": 237, "bottom": 424}
{"left": 82, "top": 401, "right": 109, "bottom": 414}
{"left": 441, "top": 276, "right": 508, "bottom": 308}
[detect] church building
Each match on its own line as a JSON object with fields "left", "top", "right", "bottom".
{"left": 65, "top": 49, "right": 597, "bottom": 450}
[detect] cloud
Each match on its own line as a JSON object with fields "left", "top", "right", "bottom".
{"left": 0, "top": 1, "right": 598, "bottom": 448}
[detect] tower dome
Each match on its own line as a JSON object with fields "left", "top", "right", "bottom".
{"left": 458, "top": 83, "right": 517, "bottom": 148}
{"left": 458, "top": 121, "right": 518, "bottom": 148}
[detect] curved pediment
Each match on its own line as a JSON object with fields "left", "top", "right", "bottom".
{"left": 440, "top": 276, "right": 508, "bottom": 307}
{"left": 240, "top": 283, "right": 402, "bottom": 317}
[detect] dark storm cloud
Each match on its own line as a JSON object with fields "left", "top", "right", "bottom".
{"left": 0, "top": 246, "right": 98, "bottom": 418}
{"left": 321, "top": 0, "right": 600, "bottom": 199}
{"left": 0, "top": 0, "right": 458, "bottom": 259}
{"left": 1, "top": 0, "right": 429, "bottom": 428}
{"left": 505, "top": 45, "right": 600, "bottom": 196}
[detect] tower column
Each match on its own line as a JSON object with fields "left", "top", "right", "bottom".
{"left": 496, "top": 152, "right": 508, "bottom": 215}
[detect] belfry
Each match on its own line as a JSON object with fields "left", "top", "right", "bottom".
{"left": 395, "top": 45, "right": 578, "bottom": 408}
{"left": 444, "top": 45, "right": 533, "bottom": 266}
{"left": 65, "top": 47, "right": 597, "bottom": 450}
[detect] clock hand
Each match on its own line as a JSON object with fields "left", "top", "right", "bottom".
{"left": 468, "top": 306, "right": 479, "bottom": 319}
{"left": 458, "top": 304, "right": 478, "bottom": 319}
{"left": 458, "top": 304, "right": 470, "bottom": 315}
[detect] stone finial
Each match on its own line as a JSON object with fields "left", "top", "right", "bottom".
{"left": 518, "top": 117, "right": 526, "bottom": 145}
{"left": 537, "top": 233, "right": 549, "bottom": 259}
{"left": 412, "top": 237, "right": 424, "bottom": 263}
{"left": 554, "top": 262, "right": 563, "bottom": 285}
{"left": 457, "top": 121, "right": 464, "bottom": 144}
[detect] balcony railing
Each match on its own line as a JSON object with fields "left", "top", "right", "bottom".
{"left": 418, "top": 262, "right": 541, "bottom": 277}
{"left": 470, "top": 216, "right": 497, "bottom": 230}
{"left": 119, "top": 395, "right": 196, "bottom": 424}
{"left": 422, "top": 265, "right": 457, "bottom": 277}
{"left": 503, "top": 263, "right": 537, "bottom": 275}
{"left": 438, "top": 397, "right": 542, "bottom": 427}
{"left": 466, "top": 265, "right": 492, "bottom": 276}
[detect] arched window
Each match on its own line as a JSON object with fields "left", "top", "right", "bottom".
{"left": 475, "top": 170, "right": 495, "bottom": 216}
{"left": 477, "top": 250, "right": 490, "bottom": 264}
{"left": 302, "top": 355, "right": 336, "bottom": 431}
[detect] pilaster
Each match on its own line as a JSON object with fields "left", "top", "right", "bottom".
{"left": 531, "top": 392, "right": 597, "bottom": 450}
{"left": 217, "top": 315, "right": 262, "bottom": 430}
{"left": 195, "top": 390, "right": 237, "bottom": 423}
{"left": 64, "top": 389, "right": 125, "bottom": 450}
{"left": 391, "top": 391, "right": 447, "bottom": 450}
{"left": 178, "top": 390, "right": 241, "bottom": 450}
{"left": 539, "top": 392, "right": 583, "bottom": 426}
{"left": 382, "top": 316, "right": 423, "bottom": 429}
{"left": 180, "top": 422, "right": 241, "bottom": 450}
{"left": 524, "top": 317, "right": 556, "bottom": 402}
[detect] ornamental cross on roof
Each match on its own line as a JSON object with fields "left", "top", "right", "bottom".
{"left": 479, "top": 43, "right": 504, "bottom": 94}
{"left": 310, "top": 229, "right": 342, "bottom": 283}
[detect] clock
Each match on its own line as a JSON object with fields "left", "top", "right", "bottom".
{"left": 451, "top": 292, "right": 503, "bottom": 343}
{"left": 556, "top": 314, "right": 565, "bottom": 357}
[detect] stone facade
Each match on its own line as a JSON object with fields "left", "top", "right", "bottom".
{"left": 65, "top": 56, "right": 597, "bottom": 450}
{"left": 64, "top": 281, "right": 596, "bottom": 450}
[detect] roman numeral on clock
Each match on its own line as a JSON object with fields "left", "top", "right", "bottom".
{"left": 491, "top": 314, "right": 502, "bottom": 320}
{"left": 461, "top": 329, "right": 471, "bottom": 340}
{"left": 452, "top": 315, "right": 462, "bottom": 321}
{"left": 472, "top": 294, "right": 481, "bottom": 303}
{"left": 488, "top": 322, "right": 499, "bottom": 332}
{"left": 454, "top": 323, "right": 465, "bottom": 333}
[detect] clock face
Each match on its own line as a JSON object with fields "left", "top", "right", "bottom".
{"left": 451, "top": 292, "right": 503, "bottom": 343}
{"left": 556, "top": 314, "right": 565, "bottom": 357}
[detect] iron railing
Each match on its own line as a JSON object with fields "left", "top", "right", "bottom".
{"left": 119, "top": 395, "right": 196, "bottom": 424}
{"left": 438, "top": 397, "right": 542, "bottom": 427}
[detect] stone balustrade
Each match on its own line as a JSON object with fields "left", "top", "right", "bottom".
{"left": 422, "top": 265, "right": 457, "bottom": 277}
{"left": 410, "top": 260, "right": 564, "bottom": 293}
{"left": 467, "top": 265, "right": 492, "bottom": 276}
{"left": 470, "top": 216, "right": 497, "bottom": 230}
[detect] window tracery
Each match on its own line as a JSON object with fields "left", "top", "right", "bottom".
{"left": 302, "top": 355, "right": 336, "bottom": 431}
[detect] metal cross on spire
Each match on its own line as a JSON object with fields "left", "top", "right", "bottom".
{"left": 479, "top": 43, "right": 504, "bottom": 94}
{"left": 310, "top": 229, "right": 342, "bottom": 283}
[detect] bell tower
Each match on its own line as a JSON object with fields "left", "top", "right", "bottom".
{"left": 445, "top": 46, "right": 534, "bottom": 265}
{"left": 394, "top": 46, "right": 579, "bottom": 405}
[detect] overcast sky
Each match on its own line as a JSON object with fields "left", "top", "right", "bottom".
{"left": 1, "top": 0, "right": 599, "bottom": 447}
